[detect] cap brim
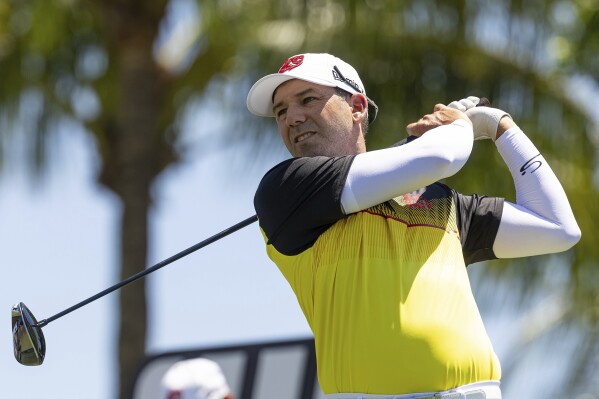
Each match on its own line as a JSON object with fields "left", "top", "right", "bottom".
{"left": 247, "top": 73, "right": 338, "bottom": 118}
{"left": 247, "top": 72, "right": 378, "bottom": 124}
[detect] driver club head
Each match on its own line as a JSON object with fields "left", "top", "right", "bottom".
{"left": 8, "top": 215, "right": 258, "bottom": 367}
{"left": 12, "top": 302, "right": 46, "bottom": 366}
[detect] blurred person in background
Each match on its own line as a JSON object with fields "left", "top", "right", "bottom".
{"left": 161, "top": 357, "right": 234, "bottom": 399}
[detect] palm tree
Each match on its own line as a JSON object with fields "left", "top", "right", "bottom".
{"left": 0, "top": 1, "right": 271, "bottom": 397}
{"left": 1, "top": 0, "right": 596, "bottom": 398}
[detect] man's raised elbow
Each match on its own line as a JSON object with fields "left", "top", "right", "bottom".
{"left": 563, "top": 224, "right": 582, "bottom": 250}
{"left": 555, "top": 223, "right": 581, "bottom": 253}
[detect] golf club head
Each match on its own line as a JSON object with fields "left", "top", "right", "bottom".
{"left": 12, "top": 302, "right": 46, "bottom": 366}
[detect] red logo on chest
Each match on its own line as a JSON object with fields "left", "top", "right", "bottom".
{"left": 278, "top": 55, "right": 304, "bottom": 73}
{"left": 403, "top": 193, "right": 433, "bottom": 209}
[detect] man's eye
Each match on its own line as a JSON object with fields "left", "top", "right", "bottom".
{"left": 303, "top": 96, "right": 316, "bottom": 104}
{"left": 276, "top": 109, "right": 287, "bottom": 119}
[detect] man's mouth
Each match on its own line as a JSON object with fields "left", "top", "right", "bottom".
{"left": 295, "top": 132, "right": 315, "bottom": 143}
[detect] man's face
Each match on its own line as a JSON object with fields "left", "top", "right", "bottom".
{"left": 272, "top": 79, "right": 365, "bottom": 157}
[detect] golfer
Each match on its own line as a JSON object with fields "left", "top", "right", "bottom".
{"left": 247, "top": 53, "right": 580, "bottom": 398}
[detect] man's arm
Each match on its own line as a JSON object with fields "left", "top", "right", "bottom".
{"left": 465, "top": 107, "right": 581, "bottom": 258}
{"left": 341, "top": 105, "right": 473, "bottom": 214}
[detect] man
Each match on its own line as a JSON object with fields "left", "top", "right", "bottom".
{"left": 246, "top": 53, "right": 580, "bottom": 398}
{"left": 161, "top": 358, "right": 234, "bottom": 399}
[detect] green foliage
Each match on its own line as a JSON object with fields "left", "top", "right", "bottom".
{"left": 0, "top": 0, "right": 598, "bottom": 396}
{"left": 196, "top": 1, "right": 599, "bottom": 395}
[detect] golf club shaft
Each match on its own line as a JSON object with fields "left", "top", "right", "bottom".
{"left": 35, "top": 215, "right": 259, "bottom": 328}
{"left": 33, "top": 99, "right": 491, "bottom": 329}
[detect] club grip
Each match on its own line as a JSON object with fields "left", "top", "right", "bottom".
{"left": 392, "top": 96, "right": 491, "bottom": 147}
{"left": 478, "top": 97, "right": 491, "bottom": 107}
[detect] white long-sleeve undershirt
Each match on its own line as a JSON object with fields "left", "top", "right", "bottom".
{"left": 340, "top": 119, "right": 473, "bottom": 214}
{"left": 493, "top": 127, "right": 581, "bottom": 257}
{"left": 340, "top": 122, "right": 580, "bottom": 259}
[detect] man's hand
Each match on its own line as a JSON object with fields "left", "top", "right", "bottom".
{"left": 465, "top": 106, "right": 514, "bottom": 141}
{"left": 406, "top": 104, "right": 471, "bottom": 137}
{"left": 447, "top": 96, "right": 483, "bottom": 111}
{"left": 446, "top": 95, "right": 514, "bottom": 141}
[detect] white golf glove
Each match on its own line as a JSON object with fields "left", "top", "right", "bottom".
{"left": 465, "top": 106, "right": 511, "bottom": 141}
{"left": 447, "top": 96, "right": 481, "bottom": 112}
{"left": 447, "top": 96, "right": 510, "bottom": 141}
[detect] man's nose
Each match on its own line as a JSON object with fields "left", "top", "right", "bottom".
{"left": 286, "top": 104, "right": 306, "bottom": 127}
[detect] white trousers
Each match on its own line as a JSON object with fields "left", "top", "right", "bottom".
{"left": 325, "top": 381, "right": 501, "bottom": 399}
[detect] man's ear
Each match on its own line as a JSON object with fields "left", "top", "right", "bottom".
{"left": 350, "top": 93, "right": 368, "bottom": 123}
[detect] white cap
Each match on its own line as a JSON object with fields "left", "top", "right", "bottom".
{"left": 246, "top": 53, "right": 378, "bottom": 123}
{"left": 161, "top": 358, "right": 232, "bottom": 399}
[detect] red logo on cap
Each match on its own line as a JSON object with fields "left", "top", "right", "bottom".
{"left": 278, "top": 55, "right": 304, "bottom": 73}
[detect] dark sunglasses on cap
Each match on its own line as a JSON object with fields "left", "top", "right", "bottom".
{"left": 333, "top": 66, "right": 378, "bottom": 124}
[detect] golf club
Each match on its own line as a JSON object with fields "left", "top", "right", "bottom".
{"left": 12, "top": 214, "right": 258, "bottom": 366}
{"left": 12, "top": 96, "right": 492, "bottom": 367}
